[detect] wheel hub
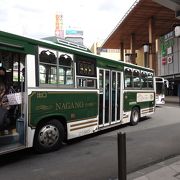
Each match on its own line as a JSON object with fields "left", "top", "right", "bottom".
{"left": 133, "top": 111, "right": 139, "bottom": 122}
{"left": 39, "top": 125, "right": 59, "bottom": 147}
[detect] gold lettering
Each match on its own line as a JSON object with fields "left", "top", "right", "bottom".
{"left": 62, "top": 103, "right": 66, "bottom": 109}
{"left": 56, "top": 101, "right": 86, "bottom": 110}
{"left": 74, "top": 102, "right": 84, "bottom": 108}
{"left": 71, "top": 102, "right": 75, "bottom": 109}
{"left": 85, "top": 102, "right": 96, "bottom": 108}
{"left": 66, "top": 103, "right": 70, "bottom": 109}
{"left": 56, "top": 103, "right": 62, "bottom": 110}
{"left": 74, "top": 102, "right": 79, "bottom": 108}
{"left": 56, "top": 101, "right": 89, "bottom": 110}
{"left": 37, "top": 92, "right": 47, "bottom": 99}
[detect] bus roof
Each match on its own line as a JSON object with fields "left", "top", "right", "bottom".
{"left": 42, "top": 36, "right": 91, "bottom": 52}
{"left": 0, "top": 30, "right": 153, "bottom": 73}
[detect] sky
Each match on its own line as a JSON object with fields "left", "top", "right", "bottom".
{"left": 0, "top": 0, "right": 136, "bottom": 47}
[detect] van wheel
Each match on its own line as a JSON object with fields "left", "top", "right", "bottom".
{"left": 34, "top": 119, "right": 65, "bottom": 153}
{"left": 130, "top": 107, "right": 140, "bottom": 126}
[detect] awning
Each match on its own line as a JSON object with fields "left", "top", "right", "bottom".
{"left": 102, "top": 0, "right": 180, "bottom": 50}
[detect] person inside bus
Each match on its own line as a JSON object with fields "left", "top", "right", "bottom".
{"left": 0, "top": 67, "right": 9, "bottom": 109}
{"left": 0, "top": 67, "right": 10, "bottom": 132}
{"left": 22, "top": 67, "right": 25, "bottom": 91}
{"left": 0, "top": 67, "right": 6, "bottom": 98}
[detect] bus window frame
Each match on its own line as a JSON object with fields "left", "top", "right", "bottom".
{"left": 76, "top": 76, "right": 97, "bottom": 89}
{"left": 124, "top": 67, "right": 133, "bottom": 89}
{"left": 57, "top": 51, "right": 74, "bottom": 86}
{"left": 124, "top": 67, "right": 154, "bottom": 90}
{"left": 75, "top": 55, "right": 97, "bottom": 89}
{"left": 147, "top": 72, "right": 154, "bottom": 89}
{"left": 38, "top": 47, "right": 75, "bottom": 88}
{"left": 141, "top": 70, "right": 149, "bottom": 89}
{"left": 132, "top": 69, "right": 141, "bottom": 89}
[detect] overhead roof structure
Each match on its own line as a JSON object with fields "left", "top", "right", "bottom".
{"left": 102, "top": 0, "right": 180, "bottom": 50}
{"left": 153, "top": 0, "right": 180, "bottom": 12}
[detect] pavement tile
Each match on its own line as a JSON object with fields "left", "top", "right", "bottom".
{"left": 170, "top": 162, "right": 180, "bottom": 173}
{"left": 175, "top": 174, "right": 180, "bottom": 179}
{"left": 135, "top": 166, "right": 177, "bottom": 180}
{"left": 133, "top": 176, "right": 149, "bottom": 180}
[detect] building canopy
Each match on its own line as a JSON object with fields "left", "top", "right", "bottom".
{"left": 102, "top": 0, "right": 180, "bottom": 50}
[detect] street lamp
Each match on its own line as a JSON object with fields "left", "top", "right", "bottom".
{"left": 143, "top": 44, "right": 149, "bottom": 53}
{"left": 125, "top": 53, "right": 131, "bottom": 63}
{"left": 175, "top": 26, "right": 180, "bottom": 37}
{"left": 143, "top": 43, "right": 151, "bottom": 67}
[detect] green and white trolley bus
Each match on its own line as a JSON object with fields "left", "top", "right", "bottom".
{"left": 0, "top": 31, "right": 155, "bottom": 154}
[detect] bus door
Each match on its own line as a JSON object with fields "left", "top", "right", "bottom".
{"left": 111, "top": 71, "right": 121, "bottom": 124}
{"left": 98, "top": 69, "right": 122, "bottom": 127}
{"left": 0, "top": 49, "right": 26, "bottom": 153}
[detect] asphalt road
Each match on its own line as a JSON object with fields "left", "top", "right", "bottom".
{"left": 0, "top": 104, "right": 180, "bottom": 180}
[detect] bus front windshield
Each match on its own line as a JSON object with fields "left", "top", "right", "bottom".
{"left": 156, "top": 82, "right": 164, "bottom": 94}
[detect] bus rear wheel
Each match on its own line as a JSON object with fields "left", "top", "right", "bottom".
{"left": 130, "top": 107, "right": 140, "bottom": 126}
{"left": 34, "top": 119, "right": 65, "bottom": 153}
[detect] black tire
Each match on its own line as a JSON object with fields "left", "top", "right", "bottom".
{"left": 130, "top": 107, "right": 140, "bottom": 126}
{"left": 33, "top": 119, "right": 65, "bottom": 153}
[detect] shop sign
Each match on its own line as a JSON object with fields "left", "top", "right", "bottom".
{"left": 162, "top": 57, "right": 167, "bottom": 65}
{"left": 167, "top": 55, "right": 173, "bottom": 64}
{"left": 160, "top": 31, "right": 174, "bottom": 57}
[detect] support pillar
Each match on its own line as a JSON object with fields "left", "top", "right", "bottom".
{"left": 148, "top": 17, "right": 156, "bottom": 71}
{"left": 120, "top": 42, "right": 124, "bottom": 61}
{"left": 130, "top": 33, "right": 136, "bottom": 64}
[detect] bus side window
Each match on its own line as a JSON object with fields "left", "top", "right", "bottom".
{"left": 133, "top": 69, "right": 140, "bottom": 88}
{"left": 141, "top": 71, "right": 148, "bottom": 88}
{"left": 124, "top": 68, "right": 133, "bottom": 88}
{"left": 39, "top": 49, "right": 57, "bottom": 85}
{"left": 58, "top": 54, "right": 73, "bottom": 85}
{"left": 39, "top": 48, "right": 74, "bottom": 87}
{"left": 77, "top": 78, "right": 96, "bottom": 88}
{"left": 148, "top": 73, "right": 153, "bottom": 88}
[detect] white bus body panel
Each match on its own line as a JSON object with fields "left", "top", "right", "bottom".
{"left": 67, "top": 117, "right": 98, "bottom": 139}
{"left": 26, "top": 55, "right": 36, "bottom": 148}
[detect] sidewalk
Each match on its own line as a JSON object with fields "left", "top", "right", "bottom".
{"left": 165, "top": 96, "right": 179, "bottom": 105}
{"left": 127, "top": 156, "right": 180, "bottom": 180}
{"left": 127, "top": 98, "right": 180, "bottom": 180}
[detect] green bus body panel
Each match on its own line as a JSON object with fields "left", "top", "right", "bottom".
{"left": 28, "top": 91, "right": 98, "bottom": 127}
{"left": 0, "top": 34, "right": 35, "bottom": 54}
{"left": 0, "top": 30, "right": 94, "bottom": 57}
{"left": 124, "top": 91, "right": 155, "bottom": 111}
{"left": 97, "top": 58, "right": 124, "bottom": 71}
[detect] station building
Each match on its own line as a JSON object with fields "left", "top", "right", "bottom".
{"left": 102, "top": 0, "right": 180, "bottom": 96}
{"left": 90, "top": 41, "right": 121, "bottom": 60}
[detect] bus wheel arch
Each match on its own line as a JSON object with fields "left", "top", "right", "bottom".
{"left": 130, "top": 106, "right": 140, "bottom": 126}
{"left": 33, "top": 116, "right": 67, "bottom": 153}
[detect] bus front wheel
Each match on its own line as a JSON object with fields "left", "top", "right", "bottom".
{"left": 130, "top": 107, "right": 140, "bottom": 126}
{"left": 34, "top": 119, "right": 65, "bottom": 153}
